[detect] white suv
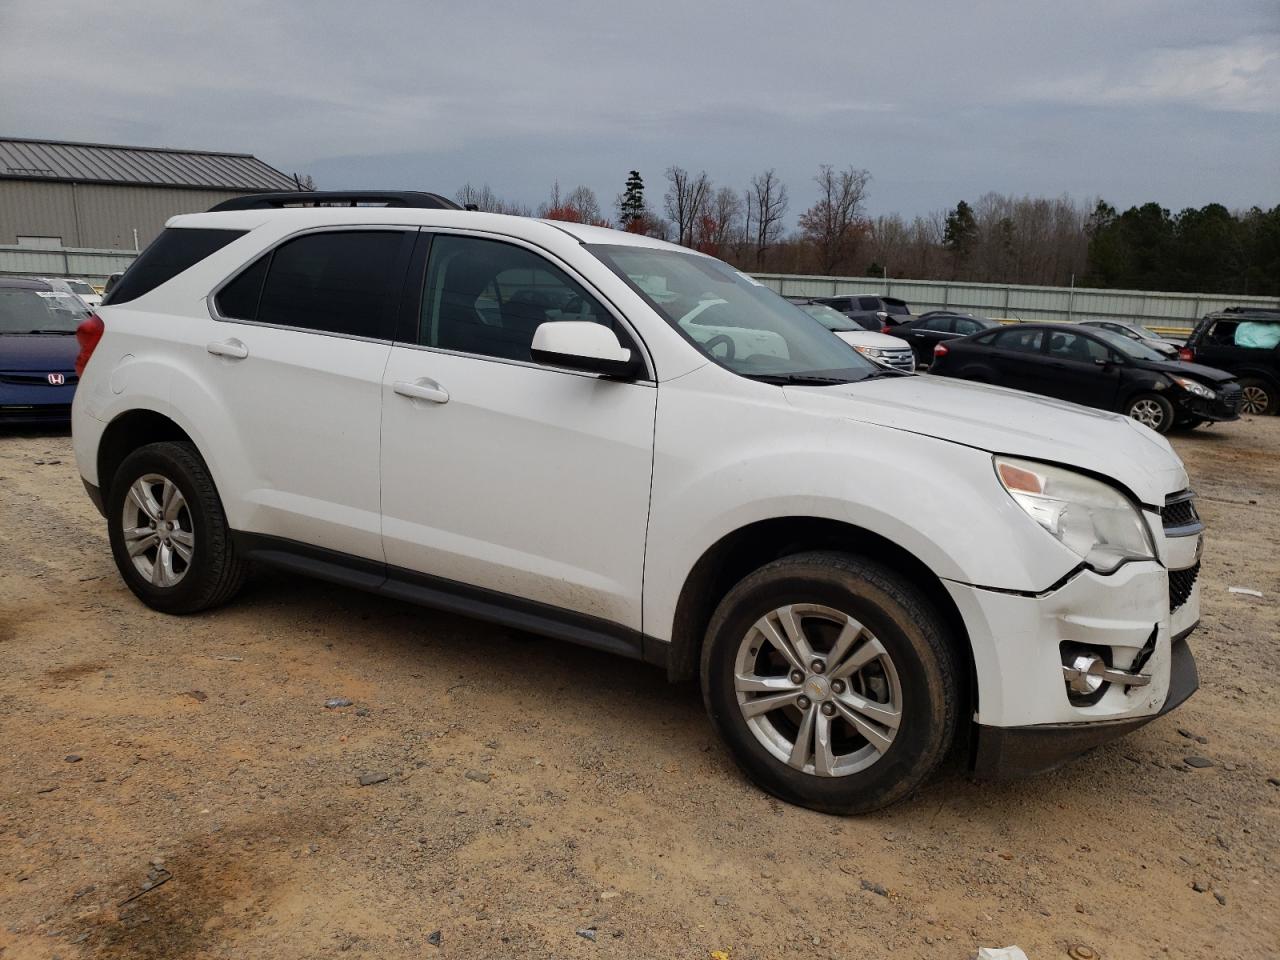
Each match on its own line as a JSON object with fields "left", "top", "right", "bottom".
{"left": 71, "top": 192, "right": 1202, "bottom": 813}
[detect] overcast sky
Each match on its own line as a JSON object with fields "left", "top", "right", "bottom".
{"left": 1, "top": 0, "right": 1277, "bottom": 224}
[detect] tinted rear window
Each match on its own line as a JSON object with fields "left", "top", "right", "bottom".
{"left": 104, "top": 228, "right": 246, "bottom": 305}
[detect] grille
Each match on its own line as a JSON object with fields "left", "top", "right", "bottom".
{"left": 881, "top": 350, "right": 916, "bottom": 372}
{"left": 1169, "top": 562, "right": 1200, "bottom": 612}
{"left": 1161, "top": 493, "right": 1199, "bottom": 530}
{"left": 1219, "top": 383, "right": 1242, "bottom": 412}
{"left": 0, "top": 372, "right": 77, "bottom": 386}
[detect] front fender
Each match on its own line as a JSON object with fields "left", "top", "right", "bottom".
{"left": 642, "top": 371, "right": 1082, "bottom": 643}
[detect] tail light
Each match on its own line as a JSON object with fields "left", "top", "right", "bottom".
{"left": 881, "top": 325, "right": 893, "bottom": 334}
{"left": 934, "top": 343, "right": 949, "bottom": 358}
{"left": 75, "top": 313, "right": 104, "bottom": 377}
{"left": 1178, "top": 346, "right": 1194, "bottom": 362}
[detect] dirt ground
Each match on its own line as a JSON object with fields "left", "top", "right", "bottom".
{"left": 1, "top": 415, "right": 1277, "bottom": 960}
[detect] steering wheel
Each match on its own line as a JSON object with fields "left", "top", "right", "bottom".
{"left": 704, "top": 334, "right": 736, "bottom": 360}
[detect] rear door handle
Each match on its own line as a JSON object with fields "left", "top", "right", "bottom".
{"left": 207, "top": 338, "right": 249, "bottom": 360}
{"left": 393, "top": 378, "right": 450, "bottom": 404}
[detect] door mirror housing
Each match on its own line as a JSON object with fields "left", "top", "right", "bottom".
{"left": 531, "top": 321, "right": 640, "bottom": 377}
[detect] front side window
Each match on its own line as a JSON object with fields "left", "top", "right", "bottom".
{"left": 993, "top": 328, "right": 1044, "bottom": 353}
{"left": 588, "top": 244, "right": 880, "bottom": 384}
{"left": 419, "top": 235, "right": 613, "bottom": 361}
{"left": 215, "top": 230, "right": 407, "bottom": 339}
{"left": 954, "top": 317, "right": 987, "bottom": 335}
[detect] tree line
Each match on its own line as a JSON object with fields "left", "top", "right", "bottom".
{"left": 450, "top": 171, "right": 1280, "bottom": 297}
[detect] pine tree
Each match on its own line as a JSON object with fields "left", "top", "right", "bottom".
{"left": 618, "top": 170, "right": 645, "bottom": 227}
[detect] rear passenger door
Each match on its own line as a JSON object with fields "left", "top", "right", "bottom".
{"left": 192, "top": 228, "right": 414, "bottom": 561}
{"left": 985, "top": 327, "right": 1046, "bottom": 391}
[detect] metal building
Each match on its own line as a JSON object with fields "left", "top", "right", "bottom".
{"left": 0, "top": 137, "right": 298, "bottom": 250}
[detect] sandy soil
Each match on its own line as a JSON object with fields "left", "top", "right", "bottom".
{"left": 1, "top": 416, "right": 1277, "bottom": 960}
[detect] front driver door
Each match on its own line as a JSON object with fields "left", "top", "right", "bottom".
{"left": 379, "top": 232, "right": 657, "bottom": 632}
{"left": 1042, "top": 329, "right": 1123, "bottom": 408}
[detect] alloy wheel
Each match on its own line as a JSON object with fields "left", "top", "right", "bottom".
{"left": 1240, "top": 385, "right": 1270, "bottom": 416}
{"left": 120, "top": 473, "right": 195, "bottom": 587}
{"left": 1129, "top": 398, "right": 1166, "bottom": 430}
{"left": 734, "top": 603, "right": 902, "bottom": 777}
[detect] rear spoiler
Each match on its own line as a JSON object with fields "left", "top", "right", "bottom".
{"left": 209, "top": 191, "right": 462, "bottom": 212}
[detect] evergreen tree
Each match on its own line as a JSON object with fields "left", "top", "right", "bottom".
{"left": 943, "top": 200, "right": 978, "bottom": 270}
{"left": 618, "top": 170, "right": 646, "bottom": 227}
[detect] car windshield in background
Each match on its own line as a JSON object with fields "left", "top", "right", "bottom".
{"left": 0, "top": 288, "right": 88, "bottom": 333}
{"left": 1089, "top": 326, "right": 1167, "bottom": 361}
{"left": 798, "top": 302, "right": 864, "bottom": 332}
{"left": 587, "top": 245, "right": 880, "bottom": 383}
{"left": 65, "top": 280, "right": 96, "bottom": 296}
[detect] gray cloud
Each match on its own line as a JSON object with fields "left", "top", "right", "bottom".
{"left": 1, "top": 0, "right": 1276, "bottom": 221}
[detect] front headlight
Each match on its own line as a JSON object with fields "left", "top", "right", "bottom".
{"left": 994, "top": 456, "right": 1155, "bottom": 573}
{"left": 1171, "top": 375, "right": 1214, "bottom": 399}
{"left": 853, "top": 345, "right": 886, "bottom": 358}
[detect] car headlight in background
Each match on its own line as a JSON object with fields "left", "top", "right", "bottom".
{"left": 1171, "top": 376, "right": 1215, "bottom": 399}
{"left": 994, "top": 456, "right": 1155, "bottom": 573}
{"left": 853, "top": 345, "right": 887, "bottom": 358}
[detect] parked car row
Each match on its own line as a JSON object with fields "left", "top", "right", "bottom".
{"left": 0, "top": 277, "right": 87, "bottom": 424}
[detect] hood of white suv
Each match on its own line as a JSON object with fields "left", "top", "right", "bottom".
{"left": 784, "top": 374, "right": 1188, "bottom": 506}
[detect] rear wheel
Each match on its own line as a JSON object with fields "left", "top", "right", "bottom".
{"left": 107, "top": 441, "right": 247, "bottom": 613}
{"left": 1239, "top": 378, "right": 1277, "bottom": 416}
{"left": 701, "top": 552, "right": 960, "bottom": 814}
{"left": 1125, "top": 393, "right": 1175, "bottom": 434}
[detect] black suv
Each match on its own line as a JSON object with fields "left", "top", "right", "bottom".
{"left": 1181, "top": 310, "right": 1280, "bottom": 415}
{"left": 813, "top": 295, "right": 912, "bottom": 328}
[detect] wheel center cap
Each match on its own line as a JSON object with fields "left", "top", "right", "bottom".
{"left": 804, "top": 676, "right": 831, "bottom": 701}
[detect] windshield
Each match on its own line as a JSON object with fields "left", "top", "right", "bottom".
{"left": 799, "top": 302, "right": 863, "bottom": 332}
{"left": 1089, "top": 326, "right": 1167, "bottom": 361}
{"left": 587, "top": 245, "right": 881, "bottom": 383}
{"left": 65, "top": 280, "right": 96, "bottom": 296}
{"left": 0, "top": 288, "right": 89, "bottom": 333}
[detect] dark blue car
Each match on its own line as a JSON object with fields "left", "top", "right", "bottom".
{"left": 0, "top": 277, "right": 89, "bottom": 425}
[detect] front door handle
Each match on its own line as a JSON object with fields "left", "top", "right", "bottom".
{"left": 393, "top": 378, "right": 450, "bottom": 404}
{"left": 207, "top": 338, "right": 249, "bottom": 360}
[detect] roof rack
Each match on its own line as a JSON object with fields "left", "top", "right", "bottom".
{"left": 208, "top": 190, "right": 462, "bottom": 212}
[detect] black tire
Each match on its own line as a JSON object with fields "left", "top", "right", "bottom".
{"left": 106, "top": 441, "right": 247, "bottom": 614}
{"left": 1124, "top": 392, "right": 1176, "bottom": 434}
{"left": 700, "top": 552, "right": 960, "bottom": 814}
{"left": 1239, "top": 378, "right": 1278, "bottom": 416}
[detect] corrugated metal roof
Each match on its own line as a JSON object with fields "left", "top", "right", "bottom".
{"left": 0, "top": 137, "right": 298, "bottom": 192}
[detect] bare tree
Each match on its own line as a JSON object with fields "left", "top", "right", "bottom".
{"left": 747, "top": 169, "right": 789, "bottom": 267}
{"left": 454, "top": 182, "right": 531, "bottom": 215}
{"left": 538, "top": 182, "right": 610, "bottom": 226}
{"left": 697, "top": 186, "right": 743, "bottom": 255}
{"left": 663, "top": 166, "right": 712, "bottom": 247}
{"left": 798, "top": 165, "right": 871, "bottom": 274}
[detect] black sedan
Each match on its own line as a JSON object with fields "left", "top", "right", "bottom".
{"left": 929, "top": 323, "right": 1240, "bottom": 434}
{"left": 885, "top": 312, "right": 1000, "bottom": 365}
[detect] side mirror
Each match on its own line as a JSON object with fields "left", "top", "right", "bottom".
{"left": 531, "top": 321, "right": 640, "bottom": 377}
{"left": 876, "top": 311, "right": 889, "bottom": 320}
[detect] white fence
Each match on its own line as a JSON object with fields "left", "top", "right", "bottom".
{"left": 3, "top": 245, "right": 1276, "bottom": 332}
{"left": 753, "top": 273, "right": 1279, "bottom": 333}
{"left": 0, "top": 244, "right": 139, "bottom": 284}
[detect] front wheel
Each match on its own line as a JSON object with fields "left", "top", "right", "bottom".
{"left": 1239, "top": 378, "right": 1278, "bottom": 416}
{"left": 106, "top": 441, "right": 247, "bottom": 614}
{"left": 1125, "top": 393, "right": 1175, "bottom": 434}
{"left": 701, "top": 552, "right": 960, "bottom": 814}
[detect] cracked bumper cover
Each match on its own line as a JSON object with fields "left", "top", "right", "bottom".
{"left": 971, "top": 626, "right": 1198, "bottom": 778}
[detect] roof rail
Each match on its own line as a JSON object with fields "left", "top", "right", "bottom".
{"left": 208, "top": 190, "right": 462, "bottom": 212}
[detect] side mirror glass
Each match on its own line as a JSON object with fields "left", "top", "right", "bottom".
{"left": 531, "top": 321, "right": 640, "bottom": 377}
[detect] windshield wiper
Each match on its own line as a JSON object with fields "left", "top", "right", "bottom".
{"left": 22, "top": 328, "right": 78, "bottom": 335}
{"left": 744, "top": 373, "right": 856, "bottom": 386}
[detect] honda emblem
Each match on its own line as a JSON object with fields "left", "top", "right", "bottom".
{"left": 47, "top": 373, "right": 66, "bottom": 385}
